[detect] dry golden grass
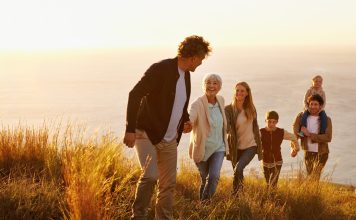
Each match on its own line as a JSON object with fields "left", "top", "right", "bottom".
{"left": 175, "top": 165, "right": 356, "bottom": 220}
{"left": 0, "top": 123, "right": 355, "bottom": 220}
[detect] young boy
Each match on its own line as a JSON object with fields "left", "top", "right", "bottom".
{"left": 260, "top": 111, "right": 300, "bottom": 188}
{"left": 299, "top": 75, "right": 327, "bottom": 137}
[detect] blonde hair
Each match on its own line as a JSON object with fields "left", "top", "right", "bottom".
{"left": 312, "top": 75, "right": 323, "bottom": 82}
{"left": 231, "top": 81, "right": 257, "bottom": 120}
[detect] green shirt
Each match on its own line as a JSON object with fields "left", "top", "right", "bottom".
{"left": 203, "top": 102, "right": 225, "bottom": 161}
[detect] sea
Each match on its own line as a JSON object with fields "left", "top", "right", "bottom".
{"left": 1, "top": 46, "right": 355, "bottom": 185}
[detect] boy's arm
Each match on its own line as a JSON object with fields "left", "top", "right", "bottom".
{"left": 283, "top": 129, "right": 300, "bottom": 152}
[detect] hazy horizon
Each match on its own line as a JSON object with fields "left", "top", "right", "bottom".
{"left": 1, "top": 46, "right": 356, "bottom": 185}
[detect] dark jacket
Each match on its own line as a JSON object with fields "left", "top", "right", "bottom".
{"left": 125, "top": 57, "right": 191, "bottom": 145}
{"left": 224, "top": 104, "right": 263, "bottom": 166}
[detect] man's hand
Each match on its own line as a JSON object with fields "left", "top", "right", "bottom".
{"left": 123, "top": 132, "right": 136, "bottom": 148}
{"left": 301, "top": 126, "right": 310, "bottom": 137}
{"left": 183, "top": 121, "right": 192, "bottom": 133}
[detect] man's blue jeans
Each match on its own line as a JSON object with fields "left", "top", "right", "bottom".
{"left": 195, "top": 151, "right": 225, "bottom": 200}
{"left": 232, "top": 146, "right": 257, "bottom": 194}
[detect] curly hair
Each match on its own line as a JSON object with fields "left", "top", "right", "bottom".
{"left": 177, "top": 35, "right": 212, "bottom": 58}
{"left": 307, "top": 94, "right": 324, "bottom": 106}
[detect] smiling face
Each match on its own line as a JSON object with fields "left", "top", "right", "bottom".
{"left": 204, "top": 78, "right": 221, "bottom": 98}
{"left": 309, "top": 100, "right": 322, "bottom": 115}
{"left": 235, "top": 84, "right": 248, "bottom": 102}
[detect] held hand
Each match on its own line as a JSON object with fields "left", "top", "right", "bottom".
{"left": 123, "top": 132, "right": 136, "bottom": 148}
{"left": 301, "top": 126, "right": 310, "bottom": 136}
{"left": 291, "top": 149, "right": 297, "bottom": 157}
{"left": 183, "top": 121, "right": 192, "bottom": 133}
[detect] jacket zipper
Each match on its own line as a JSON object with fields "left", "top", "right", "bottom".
{"left": 271, "top": 131, "right": 275, "bottom": 164}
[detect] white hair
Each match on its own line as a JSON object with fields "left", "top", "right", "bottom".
{"left": 202, "top": 73, "right": 222, "bottom": 90}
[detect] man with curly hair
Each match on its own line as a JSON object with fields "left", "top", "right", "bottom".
{"left": 124, "top": 35, "right": 211, "bottom": 220}
{"left": 293, "top": 94, "right": 332, "bottom": 180}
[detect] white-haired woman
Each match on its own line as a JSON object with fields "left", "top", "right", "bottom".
{"left": 188, "top": 74, "right": 229, "bottom": 201}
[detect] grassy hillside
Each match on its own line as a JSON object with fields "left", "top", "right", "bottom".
{"left": 0, "top": 124, "right": 355, "bottom": 219}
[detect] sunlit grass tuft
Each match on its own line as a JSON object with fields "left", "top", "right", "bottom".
{"left": 0, "top": 123, "right": 355, "bottom": 219}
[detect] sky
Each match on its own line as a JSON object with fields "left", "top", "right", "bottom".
{"left": 0, "top": 0, "right": 356, "bottom": 50}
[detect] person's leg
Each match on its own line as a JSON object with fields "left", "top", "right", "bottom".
{"left": 195, "top": 161, "right": 208, "bottom": 200}
{"left": 304, "top": 151, "right": 313, "bottom": 175}
{"left": 132, "top": 133, "right": 158, "bottom": 220}
{"left": 313, "top": 153, "right": 329, "bottom": 180}
{"left": 154, "top": 139, "right": 178, "bottom": 220}
{"left": 263, "top": 166, "right": 273, "bottom": 188}
{"left": 304, "top": 151, "right": 318, "bottom": 176}
{"left": 270, "top": 165, "right": 282, "bottom": 188}
{"left": 202, "top": 151, "right": 225, "bottom": 200}
{"left": 299, "top": 110, "right": 310, "bottom": 137}
{"left": 233, "top": 146, "right": 257, "bottom": 194}
{"left": 232, "top": 150, "right": 242, "bottom": 193}
{"left": 319, "top": 110, "right": 327, "bottom": 134}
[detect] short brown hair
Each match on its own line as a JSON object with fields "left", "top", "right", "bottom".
{"left": 177, "top": 35, "right": 211, "bottom": 58}
{"left": 265, "top": 111, "right": 279, "bottom": 120}
{"left": 307, "top": 94, "right": 324, "bottom": 106}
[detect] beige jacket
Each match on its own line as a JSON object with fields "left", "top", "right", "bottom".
{"left": 189, "top": 95, "right": 229, "bottom": 163}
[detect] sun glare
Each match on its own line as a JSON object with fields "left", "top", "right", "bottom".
{"left": 1, "top": 0, "right": 356, "bottom": 50}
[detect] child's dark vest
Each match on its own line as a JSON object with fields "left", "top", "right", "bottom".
{"left": 260, "top": 128, "right": 284, "bottom": 163}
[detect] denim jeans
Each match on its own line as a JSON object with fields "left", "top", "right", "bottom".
{"left": 232, "top": 146, "right": 257, "bottom": 193}
{"left": 195, "top": 151, "right": 225, "bottom": 200}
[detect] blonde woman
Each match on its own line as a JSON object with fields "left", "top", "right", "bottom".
{"left": 225, "top": 82, "right": 262, "bottom": 195}
{"left": 189, "top": 74, "right": 229, "bottom": 201}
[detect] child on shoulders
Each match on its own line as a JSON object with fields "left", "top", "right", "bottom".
{"left": 299, "top": 75, "right": 328, "bottom": 137}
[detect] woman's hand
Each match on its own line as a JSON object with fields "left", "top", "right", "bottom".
{"left": 291, "top": 149, "right": 297, "bottom": 157}
{"left": 183, "top": 121, "right": 192, "bottom": 133}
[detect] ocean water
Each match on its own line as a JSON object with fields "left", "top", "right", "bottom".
{"left": 1, "top": 46, "right": 355, "bottom": 185}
